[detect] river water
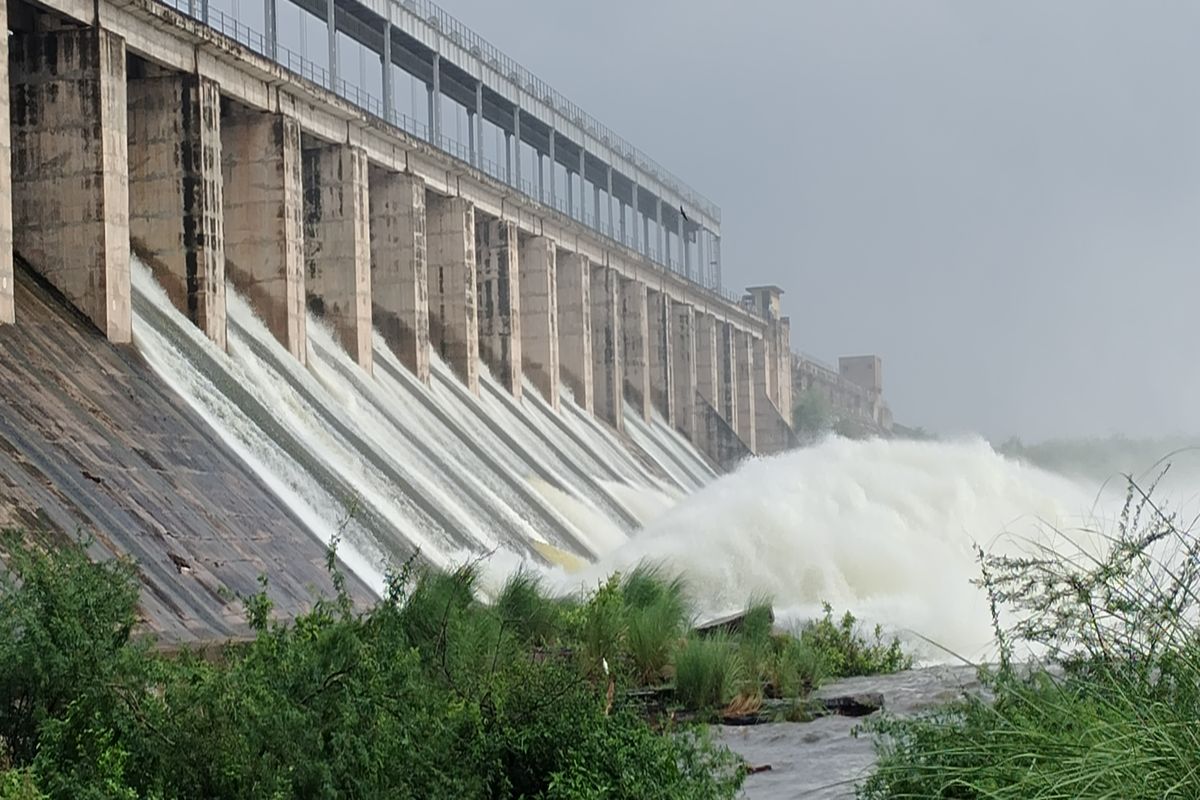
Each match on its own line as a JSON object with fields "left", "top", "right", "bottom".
{"left": 720, "top": 665, "right": 983, "bottom": 799}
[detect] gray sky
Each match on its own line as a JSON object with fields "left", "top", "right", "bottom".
{"left": 436, "top": 0, "right": 1200, "bottom": 440}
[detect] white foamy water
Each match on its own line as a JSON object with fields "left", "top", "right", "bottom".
{"left": 129, "top": 256, "right": 709, "bottom": 592}
{"left": 571, "top": 436, "right": 1118, "bottom": 661}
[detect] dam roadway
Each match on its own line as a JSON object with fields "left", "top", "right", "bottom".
{"left": 0, "top": 0, "right": 800, "bottom": 637}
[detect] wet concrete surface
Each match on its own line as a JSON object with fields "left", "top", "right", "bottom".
{"left": 720, "top": 665, "right": 982, "bottom": 799}
{"left": 0, "top": 261, "right": 370, "bottom": 644}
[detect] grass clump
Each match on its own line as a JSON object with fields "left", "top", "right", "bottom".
{"left": 674, "top": 634, "right": 745, "bottom": 711}
{"left": 860, "top": 476, "right": 1200, "bottom": 799}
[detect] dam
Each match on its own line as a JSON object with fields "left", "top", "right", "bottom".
{"left": 0, "top": 0, "right": 798, "bottom": 638}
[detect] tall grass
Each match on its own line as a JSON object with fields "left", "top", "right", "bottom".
{"left": 674, "top": 634, "right": 745, "bottom": 710}
{"left": 861, "top": 476, "right": 1200, "bottom": 799}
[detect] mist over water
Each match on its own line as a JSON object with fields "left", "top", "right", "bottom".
{"left": 571, "top": 437, "right": 1119, "bottom": 662}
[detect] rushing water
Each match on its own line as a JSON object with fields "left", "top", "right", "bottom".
{"left": 130, "top": 256, "right": 713, "bottom": 593}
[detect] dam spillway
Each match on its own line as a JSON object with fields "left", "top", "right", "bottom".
{"left": 0, "top": 0, "right": 802, "bottom": 637}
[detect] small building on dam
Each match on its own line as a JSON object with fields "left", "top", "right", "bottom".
{"left": 0, "top": 0, "right": 802, "bottom": 641}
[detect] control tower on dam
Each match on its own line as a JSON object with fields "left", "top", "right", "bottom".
{"left": 0, "top": 0, "right": 796, "bottom": 460}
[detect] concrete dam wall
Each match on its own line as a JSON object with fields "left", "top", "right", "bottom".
{"left": 0, "top": 0, "right": 800, "bottom": 639}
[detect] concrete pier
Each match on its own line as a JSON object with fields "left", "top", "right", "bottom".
{"left": 222, "top": 108, "right": 306, "bottom": 363}
{"left": 475, "top": 217, "right": 521, "bottom": 397}
{"left": 128, "top": 70, "right": 225, "bottom": 349}
{"left": 519, "top": 236, "right": 559, "bottom": 408}
{"left": 303, "top": 143, "right": 372, "bottom": 372}
{"left": 719, "top": 321, "right": 738, "bottom": 434}
{"left": 695, "top": 312, "right": 719, "bottom": 411}
{"left": 368, "top": 169, "right": 430, "bottom": 383}
{"left": 735, "top": 329, "right": 757, "bottom": 452}
{"left": 671, "top": 302, "right": 697, "bottom": 440}
{"left": 620, "top": 278, "right": 652, "bottom": 423}
{"left": 0, "top": 0, "right": 10, "bottom": 326}
{"left": 647, "top": 289, "right": 675, "bottom": 427}
{"left": 427, "top": 194, "right": 479, "bottom": 394}
{"left": 557, "top": 251, "right": 593, "bottom": 412}
{"left": 12, "top": 27, "right": 130, "bottom": 342}
{"left": 590, "top": 265, "right": 623, "bottom": 429}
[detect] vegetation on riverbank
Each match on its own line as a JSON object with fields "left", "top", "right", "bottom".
{"left": 0, "top": 531, "right": 910, "bottom": 799}
{"left": 861, "top": 477, "right": 1200, "bottom": 799}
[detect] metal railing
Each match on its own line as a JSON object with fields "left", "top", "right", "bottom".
{"left": 407, "top": 0, "right": 719, "bottom": 224}
{"left": 150, "top": 0, "right": 756, "bottom": 318}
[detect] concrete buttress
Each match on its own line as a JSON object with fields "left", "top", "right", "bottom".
{"left": 671, "top": 301, "right": 697, "bottom": 442}
{"left": 475, "top": 217, "right": 521, "bottom": 397}
{"left": 12, "top": 27, "right": 130, "bottom": 341}
{"left": 647, "top": 288, "right": 674, "bottom": 427}
{"left": 368, "top": 169, "right": 430, "bottom": 383}
{"left": 222, "top": 108, "right": 306, "bottom": 363}
{"left": 735, "top": 329, "right": 757, "bottom": 453}
{"left": 303, "top": 143, "right": 373, "bottom": 372}
{"left": 128, "top": 72, "right": 225, "bottom": 350}
{"left": 695, "top": 312, "right": 719, "bottom": 411}
{"left": 426, "top": 194, "right": 479, "bottom": 394}
{"left": 590, "top": 264, "right": 623, "bottom": 429}
{"left": 620, "top": 278, "right": 651, "bottom": 423}
{"left": 519, "top": 236, "right": 559, "bottom": 409}
{"left": 720, "top": 321, "right": 738, "bottom": 433}
{"left": 557, "top": 251, "right": 593, "bottom": 412}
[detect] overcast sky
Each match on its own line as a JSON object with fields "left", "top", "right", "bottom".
{"left": 433, "top": 1, "right": 1200, "bottom": 440}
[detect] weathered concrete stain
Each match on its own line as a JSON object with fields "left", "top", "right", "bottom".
{"left": 0, "top": 262, "right": 369, "bottom": 643}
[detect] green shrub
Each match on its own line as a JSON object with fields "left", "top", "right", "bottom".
{"left": 674, "top": 635, "right": 744, "bottom": 711}
{"left": 799, "top": 603, "right": 911, "bottom": 678}
{"left": 860, "top": 478, "right": 1200, "bottom": 799}
{"left": 0, "top": 532, "right": 745, "bottom": 800}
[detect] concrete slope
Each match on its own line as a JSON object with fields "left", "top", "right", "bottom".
{"left": 0, "top": 260, "right": 369, "bottom": 644}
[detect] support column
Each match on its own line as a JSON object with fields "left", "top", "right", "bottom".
{"left": 537, "top": 153, "right": 545, "bottom": 203}
{"left": 777, "top": 316, "right": 793, "bottom": 423}
{"left": 719, "top": 321, "right": 738, "bottom": 431}
{"left": 630, "top": 183, "right": 640, "bottom": 253}
{"left": 430, "top": 53, "right": 441, "bottom": 143}
{"left": 593, "top": 184, "right": 601, "bottom": 227}
{"left": 427, "top": 194, "right": 478, "bottom": 393}
{"left": 264, "top": 0, "right": 278, "bottom": 58}
{"left": 222, "top": 109, "right": 305, "bottom": 362}
{"left": 590, "top": 264, "right": 623, "bottom": 429}
{"left": 326, "top": 0, "right": 337, "bottom": 88}
{"left": 620, "top": 278, "right": 651, "bottom": 422}
{"left": 606, "top": 166, "right": 615, "bottom": 236}
{"left": 678, "top": 214, "right": 686, "bottom": 277}
{"left": 647, "top": 289, "right": 674, "bottom": 426}
{"left": 513, "top": 107, "right": 521, "bottom": 185}
{"left": 557, "top": 252, "right": 592, "bottom": 411}
{"left": 128, "top": 72, "right": 225, "bottom": 349}
{"left": 548, "top": 130, "right": 556, "bottom": 207}
{"left": 656, "top": 199, "right": 664, "bottom": 265}
{"left": 369, "top": 170, "right": 429, "bottom": 383}
{"left": 671, "top": 301, "right": 697, "bottom": 441}
{"left": 473, "top": 81, "right": 483, "bottom": 167}
{"left": 504, "top": 132, "right": 513, "bottom": 184}
{"left": 303, "top": 144, "right": 372, "bottom": 372}
{"left": 12, "top": 27, "right": 129, "bottom": 341}
{"left": 566, "top": 171, "right": 574, "bottom": 217}
{"left": 618, "top": 200, "right": 627, "bottom": 246}
{"left": 695, "top": 312, "right": 719, "bottom": 411}
{"left": 476, "top": 217, "right": 521, "bottom": 397}
{"left": 381, "top": 24, "right": 393, "bottom": 122}
{"left": 735, "top": 329, "right": 757, "bottom": 453}
{"left": 519, "top": 236, "right": 558, "bottom": 409}
{"left": 578, "top": 147, "right": 587, "bottom": 222}
{"left": 0, "top": 0, "right": 10, "bottom": 325}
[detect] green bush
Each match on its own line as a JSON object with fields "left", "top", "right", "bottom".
{"left": 799, "top": 603, "right": 911, "bottom": 678}
{"left": 0, "top": 532, "right": 744, "bottom": 800}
